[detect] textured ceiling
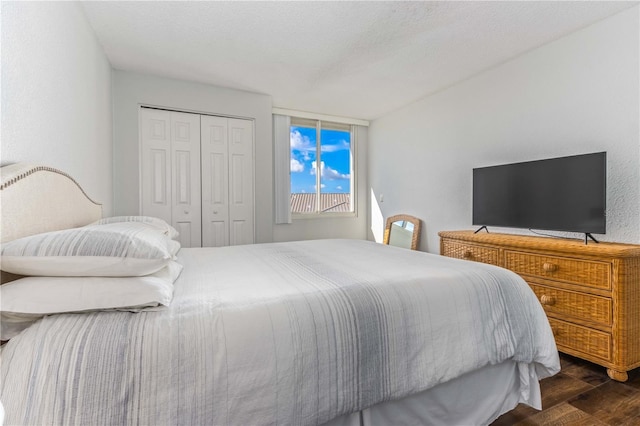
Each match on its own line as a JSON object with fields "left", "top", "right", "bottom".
{"left": 82, "top": 1, "right": 636, "bottom": 120}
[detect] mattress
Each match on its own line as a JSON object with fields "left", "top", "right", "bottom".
{"left": 0, "top": 239, "right": 559, "bottom": 425}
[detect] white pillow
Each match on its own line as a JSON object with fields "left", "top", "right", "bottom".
{"left": 0, "top": 261, "right": 183, "bottom": 340}
{"left": 1, "top": 222, "right": 180, "bottom": 277}
{"left": 91, "top": 216, "right": 180, "bottom": 240}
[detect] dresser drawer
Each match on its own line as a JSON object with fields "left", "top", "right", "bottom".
{"left": 505, "top": 251, "right": 611, "bottom": 290}
{"left": 549, "top": 318, "right": 611, "bottom": 361}
{"left": 529, "top": 284, "right": 612, "bottom": 326}
{"left": 441, "top": 241, "right": 500, "bottom": 266}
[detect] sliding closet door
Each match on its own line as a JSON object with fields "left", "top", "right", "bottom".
{"left": 170, "top": 111, "right": 201, "bottom": 248}
{"left": 227, "top": 118, "right": 254, "bottom": 246}
{"left": 141, "top": 108, "right": 201, "bottom": 247}
{"left": 201, "top": 116, "right": 254, "bottom": 247}
{"left": 201, "top": 115, "right": 230, "bottom": 247}
{"left": 143, "top": 108, "right": 253, "bottom": 248}
{"left": 140, "top": 108, "right": 172, "bottom": 226}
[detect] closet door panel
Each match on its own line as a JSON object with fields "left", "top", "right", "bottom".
{"left": 231, "top": 220, "right": 250, "bottom": 246}
{"left": 201, "top": 116, "right": 229, "bottom": 247}
{"left": 140, "top": 108, "right": 172, "bottom": 223}
{"left": 150, "top": 151, "right": 168, "bottom": 204}
{"left": 170, "top": 111, "right": 201, "bottom": 248}
{"left": 228, "top": 118, "right": 254, "bottom": 246}
{"left": 174, "top": 222, "right": 193, "bottom": 248}
{"left": 205, "top": 221, "right": 227, "bottom": 248}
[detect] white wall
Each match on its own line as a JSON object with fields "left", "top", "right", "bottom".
{"left": 369, "top": 6, "right": 640, "bottom": 252}
{"left": 1, "top": 2, "right": 113, "bottom": 214}
{"left": 112, "top": 71, "right": 274, "bottom": 243}
{"left": 272, "top": 126, "right": 368, "bottom": 242}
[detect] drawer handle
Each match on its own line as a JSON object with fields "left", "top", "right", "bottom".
{"left": 462, "top": 251, "right": 473, "bottom": 259}
{"left": 540, "top": 295, "right": 556, "bottom": 306}
{"left": 543, "top": 262, "right": 558, "bottom": 272}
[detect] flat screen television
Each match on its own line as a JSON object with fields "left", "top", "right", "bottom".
{"left": 473, "top": 152, "right": 606, "bottom": 236}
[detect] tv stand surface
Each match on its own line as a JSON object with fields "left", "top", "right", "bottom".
{"left": 439, "top": 230, "right": 640, "bottom": 381}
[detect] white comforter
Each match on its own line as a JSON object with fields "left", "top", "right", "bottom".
{"left": 1, "top": 239, "right": 559, "bottom": 425}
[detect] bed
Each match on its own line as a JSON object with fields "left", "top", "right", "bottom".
{"left": 0, "top": 163, "right": 560, "bottom": 425}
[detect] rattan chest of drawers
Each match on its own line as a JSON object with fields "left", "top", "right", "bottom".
{"left": 439, "top": 230, "right": 640, "bottom": 382}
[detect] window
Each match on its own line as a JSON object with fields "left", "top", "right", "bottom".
{"left": 290, "top": 118, "right": 354, "bottom": 214}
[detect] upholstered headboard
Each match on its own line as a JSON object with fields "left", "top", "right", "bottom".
{"left": 0, "top": 163, "right": 102, "bottom": 244}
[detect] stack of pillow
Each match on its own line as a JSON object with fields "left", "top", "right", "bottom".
{"left": 0, "top": 216, "right": 182, "bottom": 340}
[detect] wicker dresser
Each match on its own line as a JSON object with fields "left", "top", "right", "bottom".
{"left": 439, "top": 230, "right": 640, "bottom": 382}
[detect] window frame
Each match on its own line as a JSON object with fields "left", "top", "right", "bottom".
{"left": 290, "top": 118, "right": 357, "bottom": 219}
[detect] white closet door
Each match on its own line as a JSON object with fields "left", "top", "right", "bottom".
{"left": 140, "top": 108, "right": 172, "bottom": 225}
{"left": 142, "top": 109, "right": 253, "bottom": 248}
{"left": 201, "top": 116, "right": 254, "bottom": 247}
{"left": 201, "top": 115, "right": 229, "bottom": 247}
{"left": 170, "top": 111, "right": 201, "bottom": 248}
{"left": 227, "top": 118, "right": 254, "bottom": 246}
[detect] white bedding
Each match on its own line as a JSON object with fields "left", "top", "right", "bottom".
{"left": 0, "top": 239, "right": 559, "bottom": 425}
{"left": 325, "top": 359, "right": 540, "bottom": 426}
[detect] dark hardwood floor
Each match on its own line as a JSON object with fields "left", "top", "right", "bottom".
{"left": 491, "top": 353, "right": 640, "bottom": 425}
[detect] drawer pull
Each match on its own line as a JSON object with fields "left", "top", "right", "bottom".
{"left": 462, "top": 251, "right": 473, "bottom": 259}
{"left": 543, "top": 262, "right": 558, "bottom": 272}
{"left": 540, "top": 295, "right": 556, "bottom": 306}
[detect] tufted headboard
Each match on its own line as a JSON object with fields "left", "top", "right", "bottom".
{"left": 0, "top": 163, "right": 102, "bottom": 244}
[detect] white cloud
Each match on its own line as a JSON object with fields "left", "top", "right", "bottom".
{"left": 290, "top": 130, "right": 315, "bottom": 152}
{"left": 310, "top": 161, "right": 350, "bottom": 180}
{"left": 321, "top": 140, "right": 350, "bottom": 153}
{"left": 336, "top": 186, "right": 343, "bottom": 190}
{"left": 290, "top": 158, "right": 304, "bottom": 172}
{"left": 290, "top": 130, "right": 350, "bottom": 154}
{"left": 324, "top": 166, "right": 350, "bottom": 180}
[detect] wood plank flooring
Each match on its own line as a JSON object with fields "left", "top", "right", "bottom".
{"left": 491, "top": 353, "right": 640, "bottom": 425}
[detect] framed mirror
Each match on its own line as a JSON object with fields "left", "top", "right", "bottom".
{"left": 383, "top": 214, "right": 421, "bottom": 250}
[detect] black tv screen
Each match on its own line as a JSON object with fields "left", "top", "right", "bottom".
{"left": 473, "top": 152, "right": 606, "bottom": 234}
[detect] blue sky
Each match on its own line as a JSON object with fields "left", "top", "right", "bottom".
{"left": 290, "top": 126, "right": 351, "bottom": 194}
